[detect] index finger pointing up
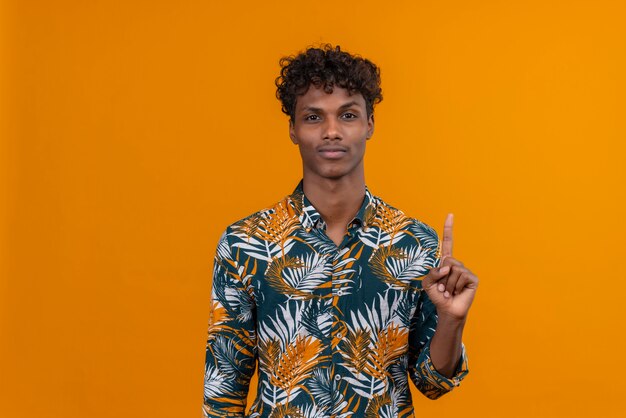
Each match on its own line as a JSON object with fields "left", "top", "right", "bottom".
{"left": 442, "top": 213, "right": 454, "bottom": 258}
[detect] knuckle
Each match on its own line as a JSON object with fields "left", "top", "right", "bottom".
{"left": 446, "top": 257, "right": 463, "bottom": 267}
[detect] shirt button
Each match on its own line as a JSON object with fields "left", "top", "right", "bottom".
{"left": 336, "top": 332, "right": 343, "bottom": 339}
{"left": 334, "top": 374, "right": 342, "bottom": 381}
{"left": 337, "top": 290, "right": 343, "bottom": 296}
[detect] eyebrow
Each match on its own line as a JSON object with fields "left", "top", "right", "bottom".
{"left": 301, "top": 101, "right": 361, "bottom": 113}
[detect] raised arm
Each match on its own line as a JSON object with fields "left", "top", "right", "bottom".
{"left": 422, "top": 214, "right": 478, "bottom": 377}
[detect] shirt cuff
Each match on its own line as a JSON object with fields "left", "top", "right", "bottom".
{"left": 418, "top": 341, "right": 469, "bottom": 391}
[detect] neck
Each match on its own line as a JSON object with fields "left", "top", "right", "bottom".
{"left": 302, "top": 173, "right": 366, "bottom": 228}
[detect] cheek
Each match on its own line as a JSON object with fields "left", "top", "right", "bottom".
{"left": 297, "top": 143, "right": 317, "bottom": 159}
{"left": 355, "top": 140, "right": 367, "bottom": 154}
{"left": 293, "top": 128, "right": 317, "bottom": 145}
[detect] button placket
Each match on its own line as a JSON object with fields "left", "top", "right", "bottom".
{"left": 329, "top": 245, "right": 344, "bottom": 396}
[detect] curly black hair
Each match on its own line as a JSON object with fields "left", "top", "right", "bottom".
{"left": 275, "top": 44, "right": 383, "bottom": 123}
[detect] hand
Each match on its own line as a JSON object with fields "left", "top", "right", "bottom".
{"left": 422, "top": 214, "right": 479, "bottom": 321}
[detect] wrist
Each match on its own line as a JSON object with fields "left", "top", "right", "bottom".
{"left": 436, "top": 312, "right": 468, "bottom": 328}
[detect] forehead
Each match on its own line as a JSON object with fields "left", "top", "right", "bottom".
{"left": 295, "top": 84, "right": 366, "bottom": 111}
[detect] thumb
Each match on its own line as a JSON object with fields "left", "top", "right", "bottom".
{"left": 422, "top": 265, "right": 450, "bottom": 289}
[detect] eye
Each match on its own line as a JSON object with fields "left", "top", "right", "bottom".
{"left": 305, "top": 114, "right": 320, "bottom": 121}
{"left": 342, "top": 112, "right": 357, "bottom": 119}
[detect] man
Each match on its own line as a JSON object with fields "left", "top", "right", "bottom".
{"left": 203, "top": 44, "right": 479, "bottom": 418}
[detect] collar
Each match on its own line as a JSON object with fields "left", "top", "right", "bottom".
{"left": 287, "top": 180, "right": 377, "bottom": 232}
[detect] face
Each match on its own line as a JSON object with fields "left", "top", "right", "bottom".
{"left": 289, "top": 85, "right": 374, "bottom": 182}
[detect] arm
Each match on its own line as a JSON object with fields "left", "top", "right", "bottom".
{"left": 408, "top": 215, "right": 476, "bottom": 399}
{"left": 408, "top": 286, "right": 469, "bottom": 400}
{"left": 203, "top": 230, "right": 257, "bottom": 418}
{"left": 423, "top": 213, "right": 478, "bottom": 378}
{"left": 429, "top": 313, "right": 465, "bottom": 378}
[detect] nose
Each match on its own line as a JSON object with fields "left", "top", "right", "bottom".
{"left": 323, "top": 118, "right": 342, "bottom": 140}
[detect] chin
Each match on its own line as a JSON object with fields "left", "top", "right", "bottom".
{"left": 306, "top": 161, "right": 362, "bottom": 181}
{"left": 318, "top": 168, "right": 355, "bottom": 180}
{"left": 321, "top": 173, "right": 347, "bottom": 181}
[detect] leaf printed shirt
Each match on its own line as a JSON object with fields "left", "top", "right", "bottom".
{"left": 203, "top": 181, "right": 469, "bottom": 418}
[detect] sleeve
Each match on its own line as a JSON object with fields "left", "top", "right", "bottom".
{"left": 203, "top": 229, "right": 257, "bottom": 417}
{"left": 407, "top": 223, "right": 469, "bottom": 400}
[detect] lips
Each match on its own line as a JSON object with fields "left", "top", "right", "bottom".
{"left": 318, "top": 146, "right": 347, "bottom": 160}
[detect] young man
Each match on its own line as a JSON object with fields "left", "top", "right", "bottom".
{"left": 203, "top": 44, "right": 479, "bottom": 418}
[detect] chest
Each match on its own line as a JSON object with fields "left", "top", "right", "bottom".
{"left": 249, "top": 229, "right": 428, "bottom": 327}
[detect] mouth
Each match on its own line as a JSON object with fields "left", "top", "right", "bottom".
{"left": 318, "top": 147, "right": 347, "bottom": 160}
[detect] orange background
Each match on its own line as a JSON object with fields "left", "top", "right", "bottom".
{"left": 2, "top": 1, "right": 625, "bottom": 417}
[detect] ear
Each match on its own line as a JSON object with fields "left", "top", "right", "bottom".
{"left": 289, "top": 120, "right": 298, "bottom": 144}
{"left": 366, "top": 113, "right": 375, "bottom": 140}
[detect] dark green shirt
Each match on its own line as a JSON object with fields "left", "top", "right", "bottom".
{"left": 203, "top": 181, "right": 469, "bottom": 418}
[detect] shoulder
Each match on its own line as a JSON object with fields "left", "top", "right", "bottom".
{"left": 229, "top": 194, "right": 292, "bottom": 227}
{"left": 371, "top": 193, "right": 440, "bottom": 250}
{"left": 218, "top": 193, "right": 294, "bottom": 244}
